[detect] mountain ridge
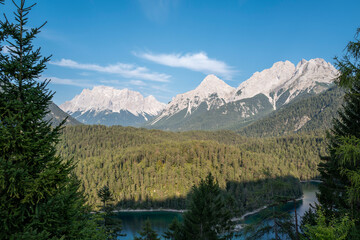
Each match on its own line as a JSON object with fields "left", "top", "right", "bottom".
{"left": 60, "top": 86, "right": 166, "bottom": 126}
{"left": 148, "top": 58, "right": 338, "bottom": 131}
{"left": 59, "top": 58, "right": 339, "bottom": 130}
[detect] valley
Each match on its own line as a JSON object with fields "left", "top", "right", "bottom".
{"left": 58, "top": 125, "right": 326, "bottom": 214}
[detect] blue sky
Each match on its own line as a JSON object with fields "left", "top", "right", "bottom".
{"left": 3, "top": 0, "right": 360, "bottom": 105}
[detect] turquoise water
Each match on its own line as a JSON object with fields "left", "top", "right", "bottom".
{"left": 242, "top": 181, "right": 319, "bottom": 224}
{"left": 116, "top": 182, "right": 319, "bottom": 239}
{"left": 115, "top": 211, "right": 182, "bottom": 239}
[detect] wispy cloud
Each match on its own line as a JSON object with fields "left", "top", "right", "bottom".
{"left": 135, "top": 51, "right": 236, "bottom": 79}
{"left": 129, "top": 80, "right": 147, "bottom": 86}
{"left": 50, "top": 59, "right": 171, "bottom": 83}
{"left": 138, "top": 0, "right": 179, "bottom": 22}
{"left": 99, "top": 79, "right": 147, "bottom": 87}
{"left": 45, "top": 76, "right": 95, "bottom": 88}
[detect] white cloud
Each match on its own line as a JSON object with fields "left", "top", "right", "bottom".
{"left": 99, "top": 79, "right": 146, "bottom": 87}
{"left": 129, "top": 80, "right": 147, "bottom": 86}
{"left": 150, "top": 84, "right": 174, "bottom": 93}
{"left": 99, "top": 79, "right": 124, "bottom": 86}
{"left": 50, "top": 59, "right": 171, "bottom": 83}
{"left": 46, "top": 76, "right": 95, "bottom": 88}
{"left": 135, "top": 51, "right": 236, "bottom": 79}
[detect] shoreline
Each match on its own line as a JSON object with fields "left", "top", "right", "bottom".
{"left": 300, "top": 179, "right": 322, "bottom": 183}
{"left": 111, "top": 195, "right": 304, "bottom": 220}
{"left": 98, "top": 181, "right": 316, "bottom": 218}
{"left": 113, "top": 208, "right": 186, "bottom": 213}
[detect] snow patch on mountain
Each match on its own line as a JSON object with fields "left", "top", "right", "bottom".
{"left": 60, "top": 86, "right": 166, "bottom": 116}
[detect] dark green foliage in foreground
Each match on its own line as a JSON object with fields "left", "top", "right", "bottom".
{"left": 302, "top": 208, "right": 355, "bottom": 240}
{"left": 300, "top": 27, "right": 360, "bottom": 240}
{"left": 58, "top": 125, "right": 325, "bottom": 213}
{"left": 97, "top": 186, "right": 125, "bottom": 239}
{"left": 0, "top": 1, "right": 106, "bottom": 239}
{"left": 134, "top": 219, "right": 160, "bottom": 240}
{"left": 315, "top": 27, "right": 360, "bottom": 238}
{"left": 182, "top": 173, "right": 236, "bottom": 240}
{"left": 163, "top": 218, "right": 182, "bottom": 240}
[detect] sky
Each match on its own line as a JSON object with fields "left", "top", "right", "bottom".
{"left": 3, "top": 0, "right": 360, "bottom": 105}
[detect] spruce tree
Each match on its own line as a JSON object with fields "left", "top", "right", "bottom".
{"left": 97, "top": 185, "right": 125, "bottom": 239}
{"left": 182, "top": 173, "right": 236, "bottom": 240}
{"left": 98, "top": 185, "right": 114, "bottom": 210}
{"left": 163, "top": 217, "right": 182, "bottom": 240}
{"left": 134, "top": 219, "right": 160, "bottom": 240}
{"left": 316, "top": 27, "right": 360, "bottom": 237}
{"left": 0, "top": 1, "right": 106, "bottom": 239}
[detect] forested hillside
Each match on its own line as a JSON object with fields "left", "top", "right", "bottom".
{"left": 58, "top": 126, "right": 326, "bottom": 214}
{"left": 237, "top": 86, "right": 344, "bottom": 137}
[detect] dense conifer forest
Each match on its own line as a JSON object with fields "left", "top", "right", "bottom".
{"left": 58, "top": 126, "right": 326, "bottom": 214}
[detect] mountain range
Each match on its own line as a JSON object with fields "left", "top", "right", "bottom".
{"left": 57, "top": 58, "right": 341, "bottom": 134}
{"left": 60, "top": 86, "right": 165, "bottom": 126}
{"left": 147, "top": 58, "right": 338, "bottom": 131}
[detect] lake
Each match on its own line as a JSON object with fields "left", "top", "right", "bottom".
{"left": 115, "top": 181, "right": 319, "bottom": 239}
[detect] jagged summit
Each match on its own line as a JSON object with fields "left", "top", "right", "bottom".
{"left": 234, "top": 58, "right": 338, "bottom": 109}
{"left": 60, "top": 86, "right": 165, "bottom": 117}
{"left": 272, "top": 58, "right": 338, "bottom": 107}
{"left": 194, "top": 74, "right": 235, "bottom": 99}
{"left": 293, "top": 58, "right": 338, "bottom": 78}
{"left": 149, "top": 58, "right": 338, "bottom": 130}
{"left": 196, "top": 74, "right": 229, "bottom": 89}
{"left": 60, "top": 58, "right": 338, "bottom": 128}
{"left": 234, "top": 60, "right": 296, "bottom": 101}
{"left": 151, "top": 75, "right": 235, "bottom": 124}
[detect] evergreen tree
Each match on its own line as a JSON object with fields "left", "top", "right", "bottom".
{"left": 315, "top": 27, "right": 360, "bottom": 237}
{"left": 163, "top": 217, "right": 182, "bottom": 240}
{"left": 98, "top": 185, "right": 114, "bottom": 209}
{"left": 182, "top": 173, "right": 236, "bottom": 240}
{"left": 302, "top": 209, "right": 354, "bottom": 240}
{"left": 97, "top": 185, "right": 125, "bottom": 239}
{"left": 134, "top": 219, "right": 160, "bottom": 240}
{"left": 0, "top": 1, "right": 106, "bottom": 239}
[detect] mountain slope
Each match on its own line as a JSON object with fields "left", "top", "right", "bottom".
{"left": 234, "top": 58, "right": 338, "bottom": 109}
{"left": 237, "top": 86, "right": 344, "bottom": 137}
{"left": 60, "top": 86, "right": 165, "bottom": 126}
{"left": 147, "top": 58, "right": 338, "bottom": 131}
{"left": 148, "top": 93, "right": 273, "bottom": 131}
{"left": 152, "top": 74, "right": 235, "bottom": 125}
{"left": 45, "top": 102, "right": 81, "bottom": 126}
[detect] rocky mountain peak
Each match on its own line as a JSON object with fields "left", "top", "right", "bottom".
{"left": 194, "top": 74, "right": 235, "bottom": 98}
{"left": 233, "top": 60, "right": 296, "bottom": 101}
{"left": 60, "top": 86, "right": 165, "bottom": 117}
